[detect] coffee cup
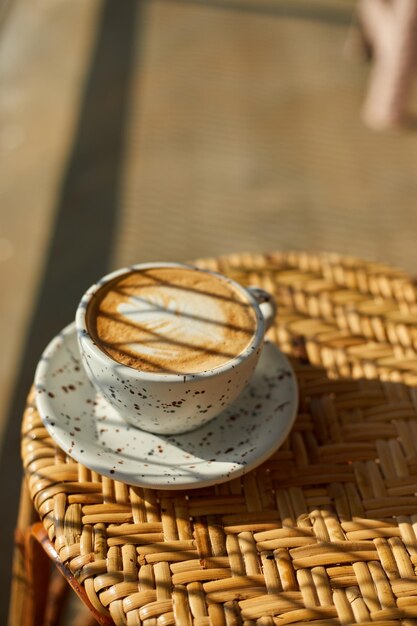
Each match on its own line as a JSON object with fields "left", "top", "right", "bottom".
{"left": 76, "top": 262, "right": 276, "bottom": 435}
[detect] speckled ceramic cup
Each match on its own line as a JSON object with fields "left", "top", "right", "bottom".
{"left": 76, "top": 263, "right": 276, "bottom": 435}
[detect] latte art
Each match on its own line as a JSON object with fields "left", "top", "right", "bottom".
{"left": 118, "top": 289, "right": 227, "bottom": 361}
{"left": 87, "top": 267, "right": 257, "bottom": 374}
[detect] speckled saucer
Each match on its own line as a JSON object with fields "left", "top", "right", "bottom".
{"left": 35, "top": 323, "right": 298, "bottom": 490}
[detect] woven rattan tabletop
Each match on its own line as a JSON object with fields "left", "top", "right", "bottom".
{"left": 22, "top": 251, "right": 417, "bottom": 625}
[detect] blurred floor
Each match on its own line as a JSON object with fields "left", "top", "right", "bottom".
{"left": 2, "top": 0, "right": 417, "bottom": 621}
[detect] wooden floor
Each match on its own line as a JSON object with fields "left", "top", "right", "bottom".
{"left": 2, "top": 0, "right": 417, "bottom": 621}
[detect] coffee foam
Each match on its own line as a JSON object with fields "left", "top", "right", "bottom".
{"left": 87, "top": 267, "right": 257, "bottom": 374}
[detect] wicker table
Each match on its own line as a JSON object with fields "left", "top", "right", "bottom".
{"left": 17, "top": 252, "right": 417, "bottom": 625}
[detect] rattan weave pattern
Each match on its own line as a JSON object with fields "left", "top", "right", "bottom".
{"left": 22, "top": 252, "right": 417, "bottom": 625}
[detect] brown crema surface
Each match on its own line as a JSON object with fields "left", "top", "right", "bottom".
{"left": 87, "top": 267, "right": 257, "bottom": 373}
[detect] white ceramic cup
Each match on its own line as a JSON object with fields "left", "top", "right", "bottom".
{"left": 76, "top": 263, "right": 276, "bottom": 435}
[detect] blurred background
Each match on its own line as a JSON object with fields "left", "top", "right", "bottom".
{"left": 2, "top": 0, "right": 417, "bottom": 621}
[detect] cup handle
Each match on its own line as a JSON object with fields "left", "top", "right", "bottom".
{"left": 247, "top": 287, "right": 277, "bottom": 332}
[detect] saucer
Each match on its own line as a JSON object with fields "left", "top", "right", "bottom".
{"left": 35, "top": 323, "right": 298, "bottom": 490}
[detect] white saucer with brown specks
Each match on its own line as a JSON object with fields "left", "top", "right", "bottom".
{"left": 35, "top": 323, "right": 298, "bottom": 490}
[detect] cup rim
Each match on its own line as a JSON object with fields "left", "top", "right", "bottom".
{"left": 75, "top": 262, "right": 266, "bottom": 382}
